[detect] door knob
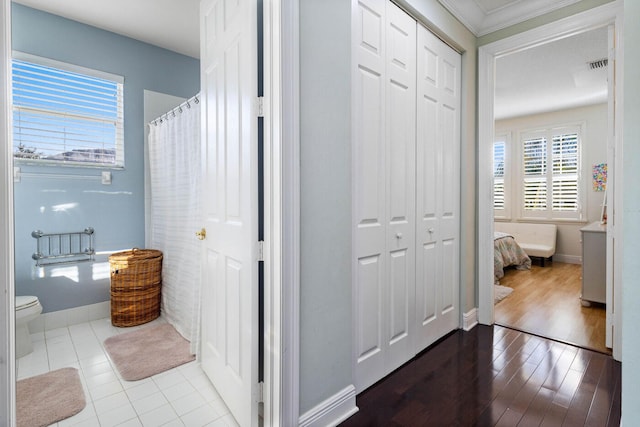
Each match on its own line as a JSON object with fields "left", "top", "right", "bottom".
{"left": 428, "top": 228, "right": 435, "bottom": 233}
{"left": 196, "top": 228, "right": 207, "bottom": 240}
{"left": 396, "top": 233, "right": 403, "bottom": 239}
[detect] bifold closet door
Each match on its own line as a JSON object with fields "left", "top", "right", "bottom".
{"left": 415, "top": 25, "right": 461, "bottom": 351}
{"left": 353, "top": 0, "right": 417, "bottom": 393}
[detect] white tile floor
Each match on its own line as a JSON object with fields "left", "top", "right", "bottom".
{"left": 17, "top": 317, "right": 240, "bottom": 427}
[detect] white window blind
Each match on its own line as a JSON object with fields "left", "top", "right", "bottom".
{"left": 12, "top": 56, "right": 124, "bottom": 167}
{"left": 493, "top": 141, "right": 505, "bottom": 210}
{"left": 519, "top": 126, "right": 582, "bottom": 220}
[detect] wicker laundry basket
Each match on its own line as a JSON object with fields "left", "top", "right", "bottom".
{"left": 109, "top": 248, "right": 163, "bottom": 327}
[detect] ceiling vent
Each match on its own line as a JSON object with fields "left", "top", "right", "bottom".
{"left": 588, "top": 58, "right": 608, "bottom": 70}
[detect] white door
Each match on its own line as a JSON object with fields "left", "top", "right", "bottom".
{"left": 415, "top": 26, "right": 461, "bottom": 350}
{"left": 353, "top": 0, "right": 417, "bottom": 393}
{"left": 199, "top": 0, "right": 259, "bottom": 426}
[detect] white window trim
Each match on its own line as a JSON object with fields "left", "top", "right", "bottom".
{"left": 13, "top": 51, "right": 123, "bottom": 84}
{"left": 11, "top": 51, "right": 125, "bottom": 169}
{"left": 515, "top": 122, "right": 585, "bottom": 222}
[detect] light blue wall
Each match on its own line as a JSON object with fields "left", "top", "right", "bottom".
{"left": 299, "top": 0, "right": 352, "bottom": 414}
{"left": 11, "top": 4, "right": 199, "bottom": 313}
{"left": 621, "top": 1, "right": 640, "bottom": 423}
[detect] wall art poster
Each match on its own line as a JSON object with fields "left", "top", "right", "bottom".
{"left": 592, "top": 163, "right": 607, "bottom": 192}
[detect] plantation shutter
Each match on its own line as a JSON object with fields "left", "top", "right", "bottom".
{"left": 12, "top": 55, "right": 124, "bottom": 166}
{"left": 552, "top": 132, "right": 579, "bottom": 211}
{"left": 493, "top": 141, "right": 505, "bottom": 210}
{"left": 522, "top": 136, "right": 547, "bottom": 211}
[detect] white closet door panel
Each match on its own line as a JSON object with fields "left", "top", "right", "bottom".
{"left": 416, "top": 95, "right": 439, "bottom": 226}
{"left": 415, "top": 24, "right": 460, "bottom": 352}
{"left": 354, "top": 0, "right": 387, "bottom": 393}
{"left": 354, "top": 0, "right": 385, "bottom": 238}
{"left": 357, "top": 0, "right": 385, "bottom": 61}
{"left": 355, "top": 255, "right": 383, "bottom": 361}
{"left": 384, "top": 1, "right": 416, "bottom": 374}
{"left": 436, "top": 31, "right": 460, "bottom": 335}
{"left": 441, "top": 239, "right": 457, "bottom": 314}
{"left": 355, "top": 68, "right": 385, "bottom": 227}
{"left": 441, "top": 105, "right": 457, "bottom": 219}
{"left": 418, "top": 242, "right": 437, "bottom": 326}
{"left": 388, "top": 249, "right": 409, "bottom": 341}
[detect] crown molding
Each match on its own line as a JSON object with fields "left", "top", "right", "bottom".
{"left": 438, "top": 0, "right": 582, "bottom": 36}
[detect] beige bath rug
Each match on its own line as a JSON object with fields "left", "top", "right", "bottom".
{"left": 104, "top": 323, "right": 195, "bottom": 381}
{"left": 17, "top": 367, "right": 86, "bottom": 427}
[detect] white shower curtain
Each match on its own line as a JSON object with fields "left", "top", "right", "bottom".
{"left": 148, "top": 97, "right": 201, "bottom": 355}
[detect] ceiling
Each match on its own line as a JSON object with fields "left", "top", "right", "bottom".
{"left": 495, "top": 26, "right": 608, "bottom": 120}
{"left": 12, "top": 0, "right": 608, "bottom": 120}
{"left": 12, "top": 0, "right": 200, "bottom": 58}
{"left": 438, "top": 0, "right": 609, "bottom": 119}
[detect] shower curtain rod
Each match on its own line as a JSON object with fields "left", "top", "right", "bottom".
{"left": 149, "top": 93, "right": 200, "bottom": 126}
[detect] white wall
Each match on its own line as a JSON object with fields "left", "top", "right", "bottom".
{"left": 495, "top": 103, "right": 608, "bottom": 260}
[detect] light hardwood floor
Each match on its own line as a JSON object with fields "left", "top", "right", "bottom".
{"left": 494, "top": 261, "right": 609, "bottom": 354}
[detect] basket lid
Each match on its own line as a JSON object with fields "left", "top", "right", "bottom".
{"left": 109, "top": 248, "right": 162, "bottom": 262}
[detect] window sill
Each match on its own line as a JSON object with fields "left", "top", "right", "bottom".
{"left": 14, "top": 158, "right": 125, "bottom": 171}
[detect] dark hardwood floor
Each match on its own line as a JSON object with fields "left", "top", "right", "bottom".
{"left": 341, "top": 325, "right": 620, "bottom": 427}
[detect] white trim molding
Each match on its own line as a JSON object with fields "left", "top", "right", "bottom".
{"left": 277, "top": 0, "right": 301, "bottom": 425}
{"left": 261, "top": 0, "right": 300, "bottom": 425}
{"left": 463, "top": 308, "right": 479, "bottom": 331}
{"left": 438, "top": 0, "right": 581, "bottom": 37}
{"left": 478, "top": 1, "right": 623, "bottom": 360}
{"left": 298, "top": 385, "right": 358, "bottom": 427}
{"left": 0, "top": 0, "right": 14, "bottom": 424}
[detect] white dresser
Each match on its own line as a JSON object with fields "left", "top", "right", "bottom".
{"left": 581, "top": 221, "right": 607, "bottom": 305}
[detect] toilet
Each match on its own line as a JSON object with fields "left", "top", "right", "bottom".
{"left": 15, "top": 295, "right": 43, "bottom": 358}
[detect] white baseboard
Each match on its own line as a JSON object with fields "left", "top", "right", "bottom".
{"left": 552, "top": 254, "right": 581, "bottom": 264}
{"left": 463, "top": 308, "right": 478, "bottom": 331}
{"left": 28, "top": 301, "right": 110, "bottom": 333}
{"left": 298, "top": 385, "right": 358, "bottom": 427}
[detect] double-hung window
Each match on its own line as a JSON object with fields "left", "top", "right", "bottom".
{"left": 12, "top": 53, "right": 124, "bottom": 167}
{"left": 519, "top": 125, "right": 582, "bottom": 220}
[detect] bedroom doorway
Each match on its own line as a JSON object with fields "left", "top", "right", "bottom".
{"left": 491, "top": 27, "right": 610, "bottom": 354}
{"left": 478, "top": 3, "right": 623, "bottom": 360}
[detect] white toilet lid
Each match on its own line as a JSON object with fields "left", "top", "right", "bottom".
{"left": 16, "top": 295, "right": 39, "bottom": 310}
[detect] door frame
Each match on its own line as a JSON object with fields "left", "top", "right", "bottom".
{"left": 0, "top": 0, "right": 15, "bottom": 425}
{"left": 262, "top": 0, "right": 300, "bottom": 425}
{"left": 0, "top": 0, "right": 301, "bottom": 425}
{"left": 477, "top": 1, "right": 623, "bottom": 361}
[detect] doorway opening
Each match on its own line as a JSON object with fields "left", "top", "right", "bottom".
{"left": 477, "top": 2, "right": 623, "bottom": 361}
{"left": 491, "top": 27, "right": 609, "bottom": 354}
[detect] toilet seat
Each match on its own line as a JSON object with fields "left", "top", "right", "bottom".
{"left": 16, "top": 295, "right": 39, "bottom": 311}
